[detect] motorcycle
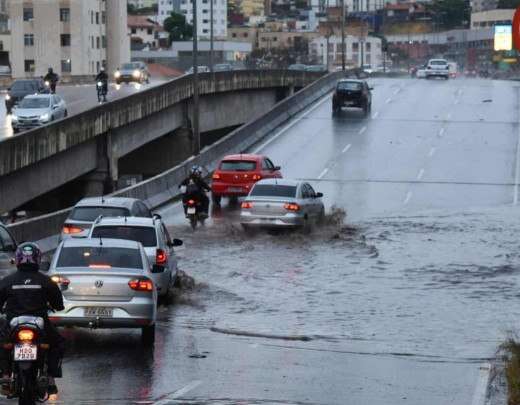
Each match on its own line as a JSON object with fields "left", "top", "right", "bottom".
{"left": 97, "top": 81, "right": 107, "bottom": 102}
{"left": 1, "top": 316, "right": 51, "bottom": 404}
{"left": 180, "top": 186, "right": 207, "bottom": 230}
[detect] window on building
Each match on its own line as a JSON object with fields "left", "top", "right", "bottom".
{"left": 96, "top": 12, "right": 99, "bottom": 24}
{"left": 147, "top": 28, "right": 153, "bottom": 35}
{"left": 61, "top": 34, "right": 71, "bottom": 47}
{"left": 102, "top": 11, "right": 106, "bottom": 24}
{"left": 202, "top": 9, "right": 208, "bottom": 13}
{"left": 91, "top": 36, "right": 94, "bottom": 48}
{"left": 60, "top": 8, "right": 70, "bottom": 22}
{"left": 232, "top": 32, "right": 237, "bottom": 38}
{"left": 91, "top": 11, "right": 94, "bottom": 24}
{"left": 24, "top": 34, "right": 34, "bottom": 47}
{"left": 23, "top": 7, "right": 33, "bottom": 21}
{"left": 203, "top": 19, "right": 209, "bottom": 23}
{"left": 96, "top": 61, "right": 100, "bottom": 72}
{"left": 102, "top": 36, "right": 107, "bottom": 49}
{"left": 96, "top": 36, "right": 100, "bottom": 49}
{"left": 24, "top": 59, "right": 35, "bottom": 73}
{"left": 131, "top": 28, "right": 137, "bottom": 34}
{"left": 366, "top": 42, "right": 371, "bottom": 52}
{"left": 61, "top": 59, "right": 71, "bottom": 73}
{"left": 203, "top": 29, "right": 208, "bottom": 33}
{"left": 352, "top": 42, "right": 359, "bottom": 51}
{"left": 243, "top": 33, "right": 248, "bottom": 37}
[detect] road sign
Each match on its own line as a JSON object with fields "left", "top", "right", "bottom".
{"left": 494, "top": 25, "right": 512, "bottom": 51}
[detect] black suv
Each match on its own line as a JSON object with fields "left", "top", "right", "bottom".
{"left": 5, "top": 78, "right": 47, "bottom": 114}
{"left": 332, "top": 79, "right": 372, "bottom": 116}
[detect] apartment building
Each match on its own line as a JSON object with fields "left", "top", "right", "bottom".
{"left": 158, "top": 0, "right": 181, "bottom": 24}
{"left": 180, "top": 0, "right": 227, "bottom": 39}
{"left": 309, "top": 34, "right": 382, "bottom": 68}
{"left": 8, "top": 0, "right": 129, "bottom": 78}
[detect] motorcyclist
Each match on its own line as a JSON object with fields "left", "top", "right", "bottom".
{"left": 43, "top": 68, "right": 59, "bottom": 94}
{"left": 95, "top": 67, "right": 109, "bottom": 102}
{"left": 0, "top": 243, "right": 65, "bottom": 396}
{"left": 179, "top": 165, "right": 211, "bottom": 216}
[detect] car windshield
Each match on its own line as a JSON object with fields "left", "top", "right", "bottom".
{"left": 11, "top": 81, "right": 36, "bottom": 91}
{"left": 91, "top": 226, "right": 157, "bottom": 248}
{"left": 220, "top": 160, "right": 257, "bottom": 171}
{"left": 337, "top": 82, "right": 362, "bottom": 91}
{"left": 250, "top": 184, "right": 297, "bottom": 197}
{"left": 18, "top": 98, "right": 50, "bottom": 108}
{"left": 56, "top": 246, "right": 143, "bottom": 269}
{"left": 69, "top": 206, "right": 130, "bottom": 222}
{"left": 122, "top": 63, "right": 139, "bottom": 70}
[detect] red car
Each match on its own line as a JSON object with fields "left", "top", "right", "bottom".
{"left": 211, "top": 154, "right": 282, "bottom": 204}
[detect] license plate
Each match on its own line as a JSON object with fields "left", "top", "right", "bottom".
{"left": 84, "top": 307, "right": 113, "bottom": 317}
{"left": 14, "top": 344, "right": 37, "bottom": 361}
{"left": 187, "top": 207, "right": 196, "bottom": 214}
{"left": 228, "top": 187, "right": 243, "bottom": 192}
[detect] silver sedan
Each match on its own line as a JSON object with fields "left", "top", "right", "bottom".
{"left": 240, "top": 179, "right": 325, "bottom": 229}
{"left": 45, "top": 237, "right": 157, "bottom": 344}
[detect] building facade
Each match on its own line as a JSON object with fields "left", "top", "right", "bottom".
{"left": 471, "top": 9, "right": 514, "bottom": 30}
{"left": 180, "top": 0, "right": 227, "bottom": 39}
{"left": 158, "top": 0, "right": 181, "bottom": 24}
{"left": 470, "top": 0, "right": 498, "bottom": 13}
{"left": 309, "top": 34, "right": 382, "bottom": 68}
{"left": 128, "top": 0, "right": 157, "bottom": 8}
{"left": 8, "top": 0, "right": 129, "bottom": 78}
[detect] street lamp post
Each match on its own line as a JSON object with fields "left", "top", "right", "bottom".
{"left": 341, "top": 0, "right": 346, "bottom": 71}
{"left": 192, "top": 0, "right": 200, "bottom": 154}
{"left": 210, "top": 0, "right": 214, "bottom": 72}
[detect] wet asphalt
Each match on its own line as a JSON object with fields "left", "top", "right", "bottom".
{"left": 7, "top": 77, "right": 520, "bottom": 404}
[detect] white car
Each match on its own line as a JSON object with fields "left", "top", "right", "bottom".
{"left": 425, "top": 59, "right": 450, "bottom": 80}
{"left": 11, "top": 94, "right": 67, "bottom": 132}
{"left": 89, "top": 216, "right": 183, "bottom": 299}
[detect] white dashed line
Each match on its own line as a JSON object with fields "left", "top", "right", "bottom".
{"left": 393, "top": 88, "right": 400, "bottom": 95}
{"left": 454, "top": 99, "right": 460, "bottom": 105}
{"left": 447, "top": 112, "right": 452, "bottom": 120}
{"left": 342, "top": 143, "right": 352, "bottom": 153}
{"left": 429, "top": 147, "right": 436, "bottom": 157}
{"left": 385, "top": 98, "right": 392, "bottom": 104}
{"left": 154, "top": 380, "right": 202, "bottom": 404}
{"left": 359, "top": 126, "right": 367, "bottom": 135}
{"left": 372, "top": 111, "right": 379, "bottom": 119}
{"left": 403, "top": 191, "right": 412, "bottom": 205}
{"left": 318, "top": 168, "right": 329, "bottom": 180}
{"left": 438, "top": 128, "right": 445, "bottom": 136}
{"left": 417, "top": 169, "right": 425, "bottom": 181}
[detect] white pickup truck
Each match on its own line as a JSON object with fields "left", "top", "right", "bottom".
{"left": 425, "top": 58, "right": 450, "bottom": 80}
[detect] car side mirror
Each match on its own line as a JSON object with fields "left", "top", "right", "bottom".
{"left": 273, "top": 166, "right": 281, "bottom": 171}
{"left": 52, "top": 105, "right": 59, "bottom": 110}
{"left": 168, "top": 239, "right": 183, "bottom": 247}
{"left": 153, "top": 213, "right": 162, "bottom": 220}
{"left": 151, "top": 264, "right": 165, "bottom": 273}
{"left": 40, "top": 262, "right": 50, "bottom": 272}
{"left": 316, "top": 192, "right": 323, "bottom": 198}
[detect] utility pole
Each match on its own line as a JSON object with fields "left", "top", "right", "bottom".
{"left": 210, "top": 0, "right": 214, "bottom": 72}
{"left": 341, "top": 0, "right": 346, "bottom": 71}
{"left": 192, "top": 0, "right": 200, "bottom": 154}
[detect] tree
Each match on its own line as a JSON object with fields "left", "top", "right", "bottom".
{"left": 428, "top": 0, "right": 470, "bottom": 29}
{"left": 497, "top": 0, "right": 520, "bottom": 8}
{"left": 163, "top": 12, "right": 193, "bottom": 41}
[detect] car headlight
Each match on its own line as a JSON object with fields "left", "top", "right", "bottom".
{"left": 132, "top": 70, "right": 141, "bottom": 78}
{"left": 39, "top": 113, "right": 50, "bottom": 122}
{"left": 5, "top": 94, "right": 10, "bottom": 101}
{"left": 114, "top": 71, "right": 121, "bottom": 78}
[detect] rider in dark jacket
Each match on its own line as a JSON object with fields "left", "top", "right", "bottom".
{"left": 95, "top": 68, "right": 109, "bottom": 101}
{"left": 0, "top": 242, "right": 64, "bottom": 395}
{"left": 43, "top": 68, "right": 59, "bottom": 94}
{"left": 180, "top": 165, "right": 211, "bottom": 215}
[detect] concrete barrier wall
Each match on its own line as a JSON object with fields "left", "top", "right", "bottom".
{"left": 7, "top": 70, "right": 347, "bottom": 244}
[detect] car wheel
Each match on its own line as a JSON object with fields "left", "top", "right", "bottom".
{"left": 212, "top": 194, "right": 222, "bottom": 205}
{"left": 317, "top": 208, "right": 325, "bottom": 226}
{"left": 301, "top": 215, "right": 312, "bottom": 234}
{"left": 141, "top": 324, "right": 156, "bottom": 345}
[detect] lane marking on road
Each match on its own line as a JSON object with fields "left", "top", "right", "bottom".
{"left": 429, "top": 147, "right": 436, "bottom": 157}
{"left": 470, "top": 363, "right": 491, "bottom": 405}
{"left": 417, "top": 169, "right": 425, "bottom": 181}
{"left": 372, "top": 111, "right": 379, "bottom": 119}
{"left": 342, "top": 144, "right": 352, "bottom": 153}
{"left": 358, "top": 126, "right": 367, "bottom": 135}
{"left": 446, "top": 112, "right": 452, "bottom": 120}
{"left": 385, "top": 98, "right": 392, "bottom": 104}
{"left": 154, "top": 380, "right": 202, "bottom": 404}
{"left": 252, "top": 94, "right": 332, "bottom": 154}
{"left": 438, "top": 128, "right": 445, "bottom": 137}
{"left": 513, "top": 118, "right": 520, "bottom": 205}
{"left": 403, "top": 191, "right": 412, "bottom": 205}
{"left": 318, "top": 168, "right": 329, "bottom": 180}
{"left": 454, "top": 99, "right": 460, "bottom": 105}
{"left": 393, "top": 88, "right": 401, "bottom": 95}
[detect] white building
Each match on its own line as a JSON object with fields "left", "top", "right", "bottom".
{"left": 128, "top": 0, "right": 157, "bottom": 8}
{"left": 471, "top": 9, "right": 514, "bottom": 30}
{"left": 158, "top": 0, "right": 180, "bottom": 24}
{"left": 8, "top": 0, "right": 129, "bottom": 78}
{"left": 180, "top": 0, "right": 227, "bottom": 39}
{"left": 309, "top": 34, "right": 382, "bottom": 68}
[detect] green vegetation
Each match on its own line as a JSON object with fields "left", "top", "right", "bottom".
{"left": 497, "top": 0, "right": 520, "bottom": 8}
{"left": 428, "top": 0, "right": 470, "bottom": 29}
{"left": 127, "top": 4, "right": 159, "bottom": 15}
{"left": 502, "top": 339, "right": 520, "bottom": 405}
{"left": 164, "top": 12, "right": 193, "bottom": 41}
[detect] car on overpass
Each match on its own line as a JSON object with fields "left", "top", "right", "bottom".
{"left": 213, "top": 63, "right": 233, "bottom": 72}
{"left": 186, "top": 66, "right": 210, "bottom": 74}
{"left": 211, "top": 154, "right": 283, "bottom": 205}
{"left": 60, "top": 197, "right": 153, "bottom": 241}
{"left": 47, "top": 237, "right": 157, "bottom": 344}
{"left": 89, "top": 216, "right": 183, "bottom": 300}
{"left": 11, "top": 94, "right": 68, "bottom": 133}
{"left": 114, "top": 62, "right": 150, "bottom": 84}
{"left": 240, "top": 179, "right": 324, "bottom": 230}
{"left": 332, "top": 79, "right": 372, "bottom": 116}
{"left": 0, "top": 223, "right": 17, "bottom": 274}
{"left": 5, "top": 78, "right": 48, "bottom": 114}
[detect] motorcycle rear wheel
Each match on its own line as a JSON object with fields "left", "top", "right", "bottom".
{"left": 18, "top": 368, "right": 36, "bottom": 405}
{"left": 190, "top": 216, "right": 198, "bottom": 230}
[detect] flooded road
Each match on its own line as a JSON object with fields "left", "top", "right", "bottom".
{"left": 30, "top": 77, "right": 520, "bottom": 404}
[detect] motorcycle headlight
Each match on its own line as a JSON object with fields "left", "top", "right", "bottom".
{"left": 39, "top": 113, "right": 50, "bottom": 122}
{"left": 132, "top": 70, "right": 141, "bottom": 78}
{"left": 114, "top": 71, "right": 121, "bottom": 79}
{"left": 5, "top": 94, "right": 10, "bottom": 101}
{"left": 97, "top": 81, "right": 103, "bottom": 87}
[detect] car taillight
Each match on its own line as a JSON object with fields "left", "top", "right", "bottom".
{"left": 62, "top": 224, "right": 83, "bottom": 234}
{"left": 156, "top": 249, "right": 167, "bottom": 265}
{"left": 128, "top": 278, "right": 154, "bottom": 292}
{"left": 212, "top": 173, "right": 221, "bottom": 180}
{"left": 188, "top": 199, "right": 196, "bottom": 206}
{"left": 241, "top": 202, "right": 253, "bottom": 209}
{"left": 284, "top": 203, "right": 300, "bottom": 211}
{"left": 252, "top": 174, "right": 262, "bottom": 181}
{"left": 17, "top": 329, "right": 35, "bottom": 342}
{"left": 51, "top": 275, "right": 70, "bottom": 287}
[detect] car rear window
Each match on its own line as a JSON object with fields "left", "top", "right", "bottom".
{"left": 56, "top": 247, "right": 143, "bottom": 269}
{"left": 430, "top": 60, "right": 447, "bottom": 65}
{"left": 337, "top": 82, "right": 362, "bottom": 91}
{"left": 69, "top": 206, "right": 130, "bottom": 222}
{"left": 220, "top": 160, "right": 257, "bottom": 171}
{"left": 250, "top": 185, "right": 297, "bottom": 197}
{"left": 91, "top": 226, "right": 157, "bottom": 248}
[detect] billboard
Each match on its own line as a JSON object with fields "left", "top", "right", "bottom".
{"left": 494, "top": 25, "right": 512, "bottom": 51}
